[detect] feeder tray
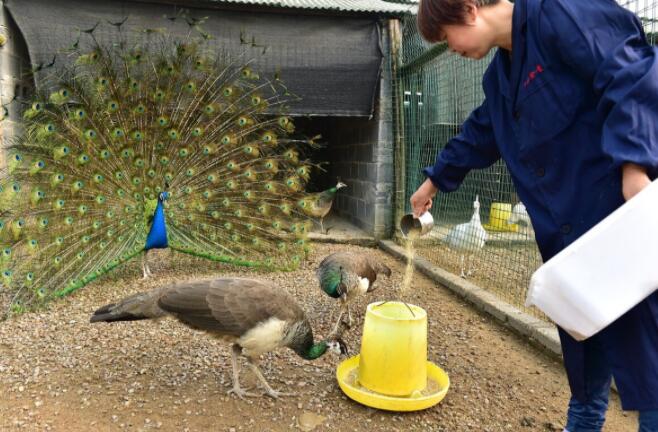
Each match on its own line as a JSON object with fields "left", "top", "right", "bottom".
{"left": 336, "top": 355, "right": 449, "bottom": 411}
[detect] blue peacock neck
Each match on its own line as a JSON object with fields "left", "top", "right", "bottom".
{"left": 144, "top": 192, "right": 169, "bottom": 250}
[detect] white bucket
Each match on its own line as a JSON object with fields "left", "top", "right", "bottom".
{"left": 526, "top": 179, "right": 658, "bottom": 341}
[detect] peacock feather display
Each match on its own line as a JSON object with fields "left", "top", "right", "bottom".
{"left": 0, "top": 21, "right": 322, "bottom": 315}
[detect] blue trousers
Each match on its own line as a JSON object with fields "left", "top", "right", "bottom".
{"left": 566, "top": 395, "right": 658, "bottom": 431}
{"left": 558, "top": 293, "right": 658, "bottom": 411}
{"left": 563, "top": 339, "right": 658, "bottom": 431}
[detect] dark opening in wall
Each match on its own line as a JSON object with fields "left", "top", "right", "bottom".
{"left": 294, "top": 116, "right": 386, "bottom": 236}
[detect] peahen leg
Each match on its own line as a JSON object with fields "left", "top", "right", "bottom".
{"left": 459, "top": 254, "right": 466, "bottom": 278}
{"left": 246, "top": 357, "right": 295, "bottom": 399}
{"left": 346, "top": 303, "right": 353, "bottom": 328}
{"left": 331, "top": 296, "right": 349, "bottom": 336}
{"left": 227, "top": 344, "right": 256, "bottom": 399}
{"left": 320, "top": 217, "right": 326, "bottom": 235}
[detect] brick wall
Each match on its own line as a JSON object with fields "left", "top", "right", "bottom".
{"left": 0, "top": 2, "right": 32, "bottom": 165}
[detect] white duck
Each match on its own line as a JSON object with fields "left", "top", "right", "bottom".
{"left": 445, "top": 195, "right": 487, "bottom": 278}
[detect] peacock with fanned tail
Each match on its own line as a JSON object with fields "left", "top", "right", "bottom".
{"left": 0, "top": 25, "right": 322, "bottom": 315}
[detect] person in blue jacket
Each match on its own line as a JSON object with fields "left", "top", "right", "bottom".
{"left": 411, "top": 0, "right": 658, "bottom": 430}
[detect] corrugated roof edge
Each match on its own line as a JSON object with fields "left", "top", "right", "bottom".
{"left": 197, "top": 0, "right": 418, "bottom": 15}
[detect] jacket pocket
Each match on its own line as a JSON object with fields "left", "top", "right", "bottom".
{"left": 518, "top": 72, "right": 583, "bottom": 145}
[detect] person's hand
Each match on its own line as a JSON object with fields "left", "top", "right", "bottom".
{"left": 622, "top": 163, "right": 651, "bottom": 201}
{"left": 410, "top": 178, "right": 438, "bottom": 217}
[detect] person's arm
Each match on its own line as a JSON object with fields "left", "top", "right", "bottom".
{"left": 622, "top": 162, "right": 651, "bottom": 201}
{"left": 411, "top": 98, "right": 500, "bottom": 216}
{"left": 541, "top": 0, "right": 658, "bottom": 194}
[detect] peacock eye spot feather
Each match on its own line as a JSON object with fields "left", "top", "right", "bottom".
{"left": 14, "top": 154, "right": 21, "bottom": 161}
{"left": 37, "top": 161, "right": 45, "bottom": 168}
{"left": 32, "top": 102, "right": 42, "bottom": 111}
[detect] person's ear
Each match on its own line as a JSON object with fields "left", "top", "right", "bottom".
{"left": 465, "top": 2, "right": 478, "bottom": 24}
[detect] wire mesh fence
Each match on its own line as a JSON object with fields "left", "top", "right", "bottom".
{"left": 394, "top": 1, "right": 657, "bottom": 318}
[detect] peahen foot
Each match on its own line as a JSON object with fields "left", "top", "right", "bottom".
{"left": 263, "top": 388, "right": 296, "bottom": 399}
{"left": 246, "top": 358, "right": 294, "bottom": 399}
{"left": 227, "top": 386, "right": 257, "bottom": 400}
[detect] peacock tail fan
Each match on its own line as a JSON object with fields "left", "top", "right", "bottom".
{"left": 0, "top": 22, "right": 322, "bottom": 316}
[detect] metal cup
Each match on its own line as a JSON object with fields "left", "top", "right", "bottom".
{"left": 400, "top": 212, "right": 434, "bottom": 238}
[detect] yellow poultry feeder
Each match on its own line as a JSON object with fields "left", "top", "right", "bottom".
{"left": 482, "top": 202, "right": 518, "bottom": 232}
{"left": 336, "top": 302, "right": 449, "bottom": 411}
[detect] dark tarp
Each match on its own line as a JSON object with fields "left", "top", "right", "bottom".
{"left": 4, "top": 0, "right": 384, "bottom": 116}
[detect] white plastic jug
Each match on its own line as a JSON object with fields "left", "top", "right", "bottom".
{"left": 526, "top": 179, "right": 658, "bottom": 341}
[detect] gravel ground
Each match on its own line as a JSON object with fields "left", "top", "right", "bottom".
{"left": 0, "top": 243, "right": 636, "bottom": 431}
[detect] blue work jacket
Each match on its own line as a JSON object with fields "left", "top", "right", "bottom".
{"left": 423, "top": 0, "right": 658, "bottom": 409}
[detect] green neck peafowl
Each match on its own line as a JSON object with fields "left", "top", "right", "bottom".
{"left": 90, "top": 277, "right": 349, "bottom": 399}
{"left": 316, "top": 251, "right": 391, "bottom": 333}
{"left": 0, "top": 24, "right": 321, "bottom": 316}
{"left": 298, "top": 181, "right": 347, "bottom": 234}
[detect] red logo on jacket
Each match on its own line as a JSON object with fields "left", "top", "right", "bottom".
{"left": 523, "top": 64, "right": 544, "bottom": 88}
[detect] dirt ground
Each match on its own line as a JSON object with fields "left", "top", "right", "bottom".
{"left": 0, "top": 243, "right": 636, "bottom": 431}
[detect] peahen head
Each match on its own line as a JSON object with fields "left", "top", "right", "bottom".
{"left": 326, "top": 337, "right": 349, "bottom": 356}
{"left": 294, "top": 320, "right": 349, "bottom": 360}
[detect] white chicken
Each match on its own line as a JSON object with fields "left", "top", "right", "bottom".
{"left": 446, "top": 195, "right": 488, "bottom": 278}
{"left": 507, "top": 202, "right": 534, "bottom": 236}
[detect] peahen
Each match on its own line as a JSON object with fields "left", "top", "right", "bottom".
{"left": 0, "top": 24, "right": 321, "bottom": 314}
{"left": 316, "top": 251, "right": 391, "bottom": 333}
{"left": 445, "top": 195, "right": 487, "bottom": 278}
{"left": 90, "top": 277, "right": 348, "bottom": 399}
{"left": 299, "top": 181, "right": 346, "bottom": 234}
